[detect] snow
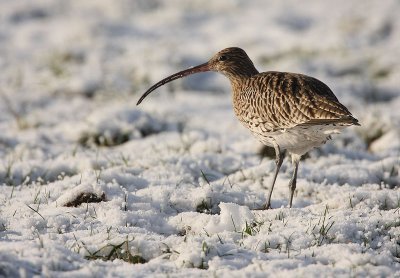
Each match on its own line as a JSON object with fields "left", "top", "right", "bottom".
{"left": 0, "top": 0, "right": 400, "bottom": 277}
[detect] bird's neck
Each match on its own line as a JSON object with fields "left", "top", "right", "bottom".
{"left": 228, "top": 67, "right": 258, "bottom": 90}
{"left": 225, "top": 64, "right": 259, "bottom": 81}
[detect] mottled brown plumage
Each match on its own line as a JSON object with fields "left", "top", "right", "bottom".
{"left": 137, "top": 47, "right": 359, "bottom": 209}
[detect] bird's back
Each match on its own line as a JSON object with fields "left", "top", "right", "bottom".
{"left": 233, "top": 71, "right": 358, "bottom": 130}
{"left": 232, "top": 71, "right": 359, "bottom": 153}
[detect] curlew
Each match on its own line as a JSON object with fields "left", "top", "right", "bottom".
{"left": 137, "top": 47, "right": 359, "bottom": 209}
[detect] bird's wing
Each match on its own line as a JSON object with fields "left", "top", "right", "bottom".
{"left": 239, "top": 71, "right": 359, "bottom": 130}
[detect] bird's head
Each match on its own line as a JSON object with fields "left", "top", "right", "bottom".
{"left": 207, "top": 47, "right": 258, "bottom": 78}
{"left": 137, "top": 47, "right": 258, "bottom": 105}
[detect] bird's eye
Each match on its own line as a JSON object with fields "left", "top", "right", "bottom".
{"left": 218, "top": 55, "right": 227, "bottom": 61}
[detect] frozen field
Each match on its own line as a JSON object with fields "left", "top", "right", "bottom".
{"left": 0, "top": 0, "right": 400, "bottom": 277}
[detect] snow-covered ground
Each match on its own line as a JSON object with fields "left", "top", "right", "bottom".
{"left": 0, "top": 0, "right": 400, "bottom": 276}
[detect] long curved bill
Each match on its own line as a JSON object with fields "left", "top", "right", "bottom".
{"left": 137, "top": 62, "right": 210, "bottom": 105}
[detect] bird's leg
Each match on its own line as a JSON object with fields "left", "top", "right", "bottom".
{"left": 263, "top": 145, "right": 284, "bottom": 209}
{"left": 288, "top": 155, "right": 301, "bottom": 208}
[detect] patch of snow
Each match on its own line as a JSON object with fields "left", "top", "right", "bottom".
{"left": 0, "top": 0, "right": 400, "bottom": 277}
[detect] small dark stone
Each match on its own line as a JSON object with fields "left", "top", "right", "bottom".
{"left": 65, "top": 192, "right": 106, "bottom": 207}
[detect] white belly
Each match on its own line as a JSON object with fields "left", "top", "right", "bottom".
{"left": 250, "top": 124, "right": 345, "bottom": 156}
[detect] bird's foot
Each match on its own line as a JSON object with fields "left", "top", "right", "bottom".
{"left": 263, "top": 203, "right": 272, "bottom": 210}
{"left": 254, "top": 203, "right": 272, "bottom": 210}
